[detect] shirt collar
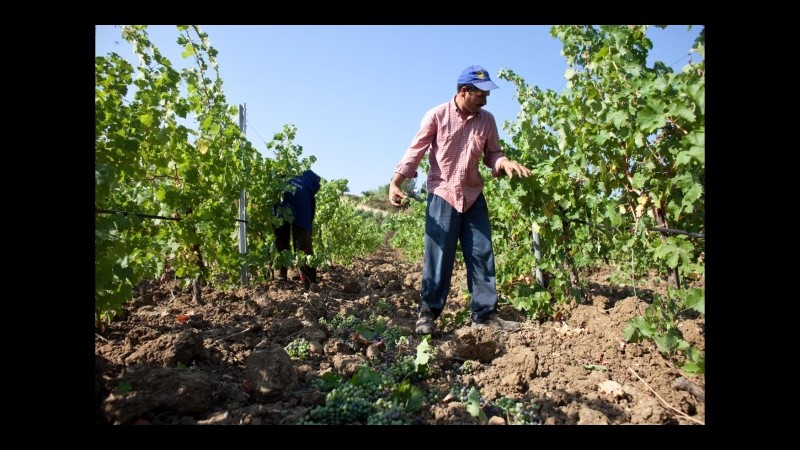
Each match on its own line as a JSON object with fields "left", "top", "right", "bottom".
{"left": 452, "top": 95, "right": 478, "bottom": 118}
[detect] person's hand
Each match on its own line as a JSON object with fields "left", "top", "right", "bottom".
{"left": 499, "top": 159, "right": 531, "bottom": 179}
{"left": 389, "top": 183, "right": 407, "bottom": 208}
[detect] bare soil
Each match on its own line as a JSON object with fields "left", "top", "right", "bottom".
{"left": 95, "top": 244, "right": 705, "bottom": 426}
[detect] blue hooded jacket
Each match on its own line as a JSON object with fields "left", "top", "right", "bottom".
{"left": 275, "top": 170, "right": 321, "bottom": 231}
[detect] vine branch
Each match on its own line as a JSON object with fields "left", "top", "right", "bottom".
{"left": 628, "top": 367, "right": 704, "bottom": 425}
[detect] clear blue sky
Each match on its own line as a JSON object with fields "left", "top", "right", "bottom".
{"left": 95, "top": 25, "right": 703, "bottom": 196}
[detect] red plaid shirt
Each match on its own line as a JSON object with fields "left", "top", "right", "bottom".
{"left": 395, "top": 97, "right": 507, "bottom": 213}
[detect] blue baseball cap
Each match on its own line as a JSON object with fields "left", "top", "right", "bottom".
{"left": 457, "top": 65, "right": 498, "bottom": 91}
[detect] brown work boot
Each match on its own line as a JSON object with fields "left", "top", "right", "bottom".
{"left": 415, "top": 311, "right": 435, "bottom": 335}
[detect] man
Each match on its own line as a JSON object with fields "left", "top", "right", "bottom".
{"left": 389, "top": 65, "right": 531, "bottom": 334}
{"left": 274, "top": 169, "right": 321, "bottom": 289}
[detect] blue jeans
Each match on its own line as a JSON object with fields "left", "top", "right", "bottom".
{"left": 420, "top": 193, "right": 497, "bottom": 322}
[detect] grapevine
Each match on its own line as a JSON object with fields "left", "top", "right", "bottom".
{"left": 95, "top": 26, "right": 384, "bottom": 323}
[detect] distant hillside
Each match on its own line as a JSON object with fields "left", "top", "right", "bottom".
{"left": 342, "top": 193, "right": 396, "bottom": 214}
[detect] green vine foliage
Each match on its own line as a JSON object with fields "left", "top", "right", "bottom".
{"left": 385, "top": 197, "right": 426, "bottom": 263}
{"left": 314, "top": 179, "right": 383, "bottom": 268}
{"left": 95, "top": 26, "right": 381, "bottom": 323}
{"left": 483, "top": 25, "right": 704, "bottom": 324}
{"left": 305, "top": 25, "right": 705, "bottom": 370}
{"left": 240, "top": 124, "right": 315, "bottom": 284}
{"left": 623, "top": 287, "right": 705, "bottom": 373}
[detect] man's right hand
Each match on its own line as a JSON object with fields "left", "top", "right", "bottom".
{"left": 389, "top": 183, "right": 407, "bottom": 208}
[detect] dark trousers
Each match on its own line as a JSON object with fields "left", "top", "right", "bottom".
{"left": 274, "top": 223, "right": 317, "bottom": 286}
{"left": 420, "top": 193, "right": 497, "bottom": 322}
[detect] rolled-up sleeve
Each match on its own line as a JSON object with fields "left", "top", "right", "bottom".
{"left": 395, "top": 109, "right": 437, "bottom": 179}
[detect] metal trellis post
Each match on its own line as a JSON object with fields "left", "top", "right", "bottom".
{"left": 239, "top": 104, "right": 248, "bottom": 286}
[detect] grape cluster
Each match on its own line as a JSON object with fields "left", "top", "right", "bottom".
{"left": 379, "top": 327, "right": 404, "bottom": 352}
{"left": 319, "top": 313, "right": 360, "bottom": 337}
{"left": 448, "top": 383, "right": 485, "bottom": 407}
{"left": 388, "top": 355, "right": 415, "bottom": 382}
{"left": 386, "top": 355, "right": 428, "bottom": 383}
{"left": 425, "top": 386, "right": 444, "bottom": 405}
{"left": 459, "top": 360, "right": 475, "bottom": 374}
{"left": 284, "top": 338, "right": 310, "bottom": 359}
{"left": 494, "top": 397, "right": 543, "bottom": 425}
{"left": 448, "top": 384, "right": 473, "bottom": 403}
{"left": 366, "top": 398, "right": 411, "bottom": 425}
{"left": 300, "top": 366, "right": 396, "bottom": 425}
{"left": 300, "top": 383, "right": 377, "bottom": 425}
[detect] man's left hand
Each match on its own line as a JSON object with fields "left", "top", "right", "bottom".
{"left": 499, "top": 159, "right": 531, "bottom": 179}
